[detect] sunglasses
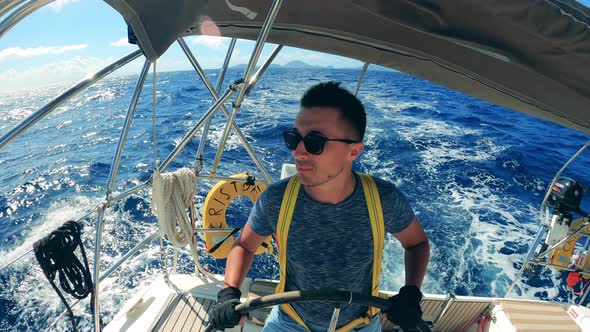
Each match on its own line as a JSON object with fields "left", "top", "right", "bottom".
{"left": 283, "top": 130, "right": 360, "bottom": 155}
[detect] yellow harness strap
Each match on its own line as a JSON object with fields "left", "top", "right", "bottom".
{"left": 275, "top": 174, "right": 385, "bottom": 332}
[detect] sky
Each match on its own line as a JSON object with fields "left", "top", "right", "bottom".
{"left": 1, "top": 0, "right": 589, "bottom": 92}
{"left": 0, "top": 0, "right": 363, "bottom": 92}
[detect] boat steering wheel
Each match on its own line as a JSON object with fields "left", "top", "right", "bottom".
{"left": 205, "top": 288, "right": 432, "bottom": 332}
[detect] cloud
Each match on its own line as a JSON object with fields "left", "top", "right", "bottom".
{"left": 0, "top": 55, "right": 143, "bottom": 92}
{"left": 188, "top": 35, "right": 227, "bottom": 50}
{"left": 48, "top": 0, "right": 80, "bottom": 12}
{"left": 111, "top": 38, "right": 131, "bottom": 47}
{"left": 228, "top": 48, "right": 253, "bottom": 66}
{"left": 0, "top": 44, "right": 88, "bottom": 61}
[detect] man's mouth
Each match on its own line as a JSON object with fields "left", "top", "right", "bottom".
{"left": 296, "top": 164, "right": 312, "bottom": 173}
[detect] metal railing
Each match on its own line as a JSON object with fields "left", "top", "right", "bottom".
{"left": 0, "top": 0, "right": 53, "bottom": 39}
{"left": 177, "top": 37, "right": 274, "bottom": 183}
{"left": 0, "top": 0, "right": 29, "bottom": 19}
{"left": 0, "top": 50, "right": 143, "bottom": 149}
{"left": 210, "top": 0, "right": 284, "bottom": 179}
{"left": 0, "top": 0, "right": 382, "bottom": 330}
{"left": 193, "top": 37, "right": 237, "bottom": 176}
{"left": 505, "top": 140, "right": 590, "bottom": 304}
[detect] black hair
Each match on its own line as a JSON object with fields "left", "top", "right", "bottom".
{"left": 300, "top": 81, "right": 366, "bottom": 141}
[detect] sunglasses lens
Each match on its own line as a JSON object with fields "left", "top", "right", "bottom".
{"left": 283, "top": 131, "right": 327, "bottom": 155}
{"left": 303, "top": 134, "right": 325, "bottom": 155}
{"left": 283, "top": 131, "right": 301, "bottom": 150}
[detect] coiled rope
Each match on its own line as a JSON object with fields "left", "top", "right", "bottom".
{"left": 152, "top": 168, "right": 197, "bottom": 247}
{"left": 33, "top": 220, "right": 95, "bottom": 332}
{"left": 152, "top": 167, "right": 209, "bottom": 275}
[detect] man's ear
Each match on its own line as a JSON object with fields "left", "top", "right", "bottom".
{"left": 349, "top": 142, "right": 365, "bottom": 161}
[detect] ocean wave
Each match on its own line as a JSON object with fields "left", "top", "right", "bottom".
{"left": 2, "top": 68, "right": 590, "bottom": 330}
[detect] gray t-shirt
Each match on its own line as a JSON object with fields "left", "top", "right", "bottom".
{"left": 248, "top": 172, "right": 414, "bottom": 329}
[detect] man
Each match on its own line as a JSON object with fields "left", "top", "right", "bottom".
{"left": 209, "top": 82, "right": 430, "bottom": 331}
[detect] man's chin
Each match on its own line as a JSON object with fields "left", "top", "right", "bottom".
{"left": 296, "top": 173, "right": 313, "bottom": 185}
{"left": 298, "top": 173, "right": 326, "bottom": 187}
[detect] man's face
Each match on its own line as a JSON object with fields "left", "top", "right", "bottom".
{"left": 292, "top": 107, "right": 362, "bottom": 187}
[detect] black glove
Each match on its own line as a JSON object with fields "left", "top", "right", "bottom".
{"left": 208, "top": 286, "right": 244, "bottom": 331}
{"left": 384, "top": 285, "right": 423, "bottom": 329}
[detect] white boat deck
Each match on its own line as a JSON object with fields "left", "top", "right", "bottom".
{"left": 105, "top": 274, "right": 587, "bottom": 332}
{"left": 150, "top": 294, "right": 215, "bottom": 332}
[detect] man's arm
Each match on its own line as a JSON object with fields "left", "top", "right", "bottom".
{"left": 394, "top": 217, "right": 430, "bottom": 288}
{"left": 223, "top": 223, "right": 268, "bottom": 288}
{"left": 209, "top": 223, "right": 267, "bottom": 329}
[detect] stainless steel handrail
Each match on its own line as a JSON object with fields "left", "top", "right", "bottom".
{"left": 92, "top": 208, "right": 106, "bottom": 332}
{"left": 0, "top": 50, "right": 143, "bottom": 150}
{"left": 504, "top": 226, "right": 546, "bottom": 297}
{"left": 159, "top": 82, "right": 242, "bottom": 172}
{"left": 0, "top": 0, "right": 28, "bottom": 18}
{"left": 535, "top": 221, "right": 590, "bottom": 259}
{"left": 195, "top": 174, "right": 269, "bottom": 185}
{"left": 4, "top": 1, "right": 292, "bottom": 331}
{"left": 194, "top": 227, "right": 237, "bottom": 233}
{"left": 100, "top": 232, "right": 158, "bottom": 280}
{"left": 107, "top": 181, "right": 151, "bottom": 208}
{"left": 106, "top": 60, "right": 151, "bottom": 198}
{"left": 92, "top": 60, "right": 152, "bottom": 330}
{"left": 538, "top": 141, "right": 590, "bottom": 226}
{"left": 354, "top": 63, "right": 369, "bottom": 96}
{"left": 45, "top": 231, "right": 158, "bottom": 331}
{"left": 210, "top": 0, "right": 284, "bottom": 178}
{"left": 194, "top": 37, "right": 237, "bottom": 175}
{"left": 216, "top": 38, "right": 237, "bottom": 93}
{"left": 178, "top": 38, "right": 274, "bottom": 183}
{"left": 0, "top": 0, "right": 53, "bottom": 39}
{"left": 244, "top": 44, "right": 283, "bottom": 96}
{"left": 432, "top": 294, "right": 456, "bottom": 329}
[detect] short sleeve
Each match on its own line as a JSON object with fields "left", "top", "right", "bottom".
{"left": 378, "top": 179, "right": 415, "bottom": 233}
{"left": 248, "top": 190, "right": 276, "bottom": 236}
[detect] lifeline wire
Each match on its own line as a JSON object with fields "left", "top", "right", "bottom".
{"left": 152, "top": 60, "right": 158, "bottom": 171}
{"left": 151, "top": 60, "right": 170, "bottom": 277}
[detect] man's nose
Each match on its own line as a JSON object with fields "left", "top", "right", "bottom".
{"left": 294, "top": 140, "right": 309, "bottom": 158}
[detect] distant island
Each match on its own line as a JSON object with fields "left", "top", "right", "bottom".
{"left": 229, "top": 60, "right": 331, "bottom": 70}
{"left": 229, "top": 60, "right": 394, "bottom": 71}
{"left": 281, "top": 60, "right": 334, "bottom": 69}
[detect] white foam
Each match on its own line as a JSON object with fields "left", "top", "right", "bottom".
{"left": 0, "top": 195, "right": 101, "bottom": 269}
{"left": 363, "top": 95, "right": 437, "bottom": 113}
{"left": 84, "top": 88, "right": 116, "bottom": 102}
{"left": 394, "top": 116, "right": 506, "bottom": 174}
{"left": 204, "top": 122, "right": 247, "bottom": 151}
{"left": 5, "top": 198, "right": 168, "bottom": 329}
{"left": 440, "top": 173, "right": 547, "bottom": 298}
{"left": 82, "top": 131, "right": 98, "bottom": 138}
{"left": 362, "top": 110, "right": 548, "bottom": 299}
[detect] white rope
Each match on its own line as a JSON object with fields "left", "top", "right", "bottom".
{"left": 152, "top": 168, "right": 199, "bottom": 271}
{"left": 148, "top": 62, "right": 213, "bottom": 278}
{"left": 152, "top": 168, "right": 197, "bottom": 246}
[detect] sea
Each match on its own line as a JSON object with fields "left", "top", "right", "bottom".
{"left": 1, "top": 67, "right": 590, "bottom": 331}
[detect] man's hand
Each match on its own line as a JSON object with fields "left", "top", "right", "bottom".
{"left": 383, "top": 285, "right": 423, "bottom": 329}
{"left": 208, "top": 287, "right": 247, "bottom": 330}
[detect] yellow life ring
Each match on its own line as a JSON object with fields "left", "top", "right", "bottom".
{"left": 550, "top": 219, "right": 590, "bottom": 278}
{"left": 202, "top": 173, "right": 272, "bottom": 259}
{"left": 549, "top": 235, "right": 578, "bottom": 271}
